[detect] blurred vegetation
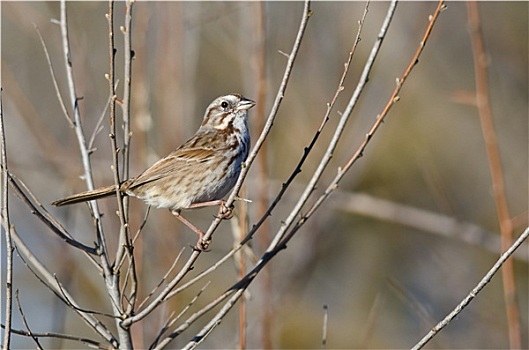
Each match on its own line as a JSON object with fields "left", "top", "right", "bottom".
{"left": 2, "top": 1, "right": 527, "bottom": 349}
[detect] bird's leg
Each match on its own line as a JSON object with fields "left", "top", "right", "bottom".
{"left": 187, "top": 200, "right": 234, "bottom": 220}
{"left": 171, "top": 209, "right": 209, "bottom": 251}
{"left": 174, "top": 200, "right": 238, "bottom": 249}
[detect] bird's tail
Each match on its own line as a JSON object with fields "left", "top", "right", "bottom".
{"left": 52, "top": 185, "right": 119, "bottom": 206}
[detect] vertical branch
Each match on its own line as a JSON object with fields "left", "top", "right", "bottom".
{"left": 106, "top": 2, "right": 133, "bottom": 348}
{"left": 105, "top": 0, "right": 125, "bottom": 256}
{"left": 0, "top": 88, "right": 13, "bottom": 350}
{"left": 321, "top": 305, "right": 328, "bottom": 350}
{"left": 121, "top": 0, "right": 133, "bottom": 181}
{"left": 59, "top": 0, "right": 110, "bottom": 261}
{"left": 252, "top": 3, "right": 274, "bottom": 348}
{"left": 233, "top": 200, "right": 248, "bottom": 350}
{"left": 466, "top": 2, "right": 520, "bottom": 348}
{"left": 108, "top": 0, "right": 131, "bottom": 276}
{"left": 119, "top": 0, "right": 137, "bottom": 319}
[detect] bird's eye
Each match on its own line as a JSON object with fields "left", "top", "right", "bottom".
{"left": 221, "top": 101, "right": 229, "bottom": 109}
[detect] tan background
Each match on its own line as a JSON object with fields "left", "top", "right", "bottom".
{"left": 2, "top": 1, "right": 527, "bottom": 349}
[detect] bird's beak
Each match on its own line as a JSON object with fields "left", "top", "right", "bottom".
{"left": 237, "top": 97, "right": 256, "bottom": 111}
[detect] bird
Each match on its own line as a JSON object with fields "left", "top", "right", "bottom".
{"left": 53, "top": 93, "right": 255, "bottom": 249}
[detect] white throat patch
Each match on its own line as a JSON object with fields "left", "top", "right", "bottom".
{"left": 214, "top": 113, "right": 236, "bottom": 130}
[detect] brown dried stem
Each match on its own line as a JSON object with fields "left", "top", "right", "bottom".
{"left": 466, "top": 2, "right": 520, "bottom": 348}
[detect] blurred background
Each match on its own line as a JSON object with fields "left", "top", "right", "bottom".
{"left": 2, "top": 1, "right": 527, "bottom": 349}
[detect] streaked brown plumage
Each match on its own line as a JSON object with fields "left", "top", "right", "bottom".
{"left": 53, "top": 93, "right": 255, "bottom": 249}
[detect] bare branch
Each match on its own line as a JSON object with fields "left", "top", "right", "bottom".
{"left": 15, "top": 290, "right": 44, "bottom": 350}
{"left": 53, "top": 274, "right": 117, "bottom": 319}
{"left": 149, "top": 282, "right": 211, "bottom": 350}
{"left": 466, "top": 2, "right": 520, "bottom": 347}
{"left": 34, "top": 25, "right": 74, "bottom": 128}
{"left": 1, "top": 87, "right": 13, "bottom": 350}
{"left": 58, "top": 0, "right": 112, "bottom": 273}
{"left": 121, "top": 0, "right": 137, "bottom": 318}
{"left": 321, "top": 305, "right": 328, "bottom": 349}
{"left": 88, "top": 88, "right": 116, "bottom": 152}
{"left": 155, "top": 288, "right": 236, "bottom": 350}
{"left": 8, "top": 172, "right": 99, "bottom": 256}
{"left": 121, "top": 0, "right": 134, "bottom": 180}
{"left": 274, "top": 0, "right": 399, "bottom": 248}
{"left": 10, "top": 226, "right": 118, "bottom": 347}
{"left": 412, "top": 227, "right": 529, "bottom": 349}
{"left": 104, "top": 2, "right": 133, "bottom": 348}
{"left": 238, "top": 0, "right": 370, "bottom": 249}
{"left": 1, "top": 324, "right": 112, "bottom": 350}
{"left": 297, "top": 0, "right": 445, "bottom": 242}
{"left": 137, "top": 248, "right": 184, "bottom": 310}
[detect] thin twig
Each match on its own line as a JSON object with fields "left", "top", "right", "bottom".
{"left": 0, "top": 324, "right": 111, "bottom": 350}
{"left": 10, "top": 227, "right": 118, "bottom": 347}
{"left": 107, "top": 0, "right": 131, "bottom": 284}
{"left": 121, "top": 0, "right": 133, "bottom": 181}
{"left": 113, "top": 1, "right": 134, "bottom": 272}
{"left": 122, "top": 0, "right": 137, "bottom": 318}
{"left": 88, "top": 88, "right": 116, "bottom": 152}
{"left": 321, "top": 305, "right": 328, "bottom": 349}
{"left": 53, "top": 274, "right": 117, "bottom": 319}
{"left": 232, "top": 198, "right": 248, "bottom": 350}
{"left": 132, "top": 205, "right": 151, "bottom": 244}
{"left": 268, "top": 0, "right": 398, "bottom": 257}
{"left": 104, "top": 2, "right": 133, "bottom": 348}
{"left": 412, "top": 227, "right": 529, "bottom": 350}
{"left": 34, "top": 25, "right": 74, "bottom": 128}
{"left": 154, "top": 288, "right": 236, "bottom": 350}
{"left": 59, "top": 0, "right": 111, "bottom": 273}
{"left": 466, "top": 2, "right": 520, "bottom": 347}
{"left": 0, "top": 87, "right": 13, "bottom": 350}
{"left": 115, "top": 203, "right": 150, "bottom": 272}
{"left": 251, "top": 2, "right": 272, "bottom": 346}
{"left": 299, "top": 0, "right": 445, "bottom": 240}
{"left": 237, "top": 0, "right": 370, "bottom": 249}
{"left": 8, "top": 172, "right": 99, "bottom": 256}
{"left": 15, "top": 290, "right": 44, "bottom": 350}
{"left": 137, "top": 248, "right": 184, "bottom": 309}
{"left": 149, "top": 282, "right": 211, "bottom": 350}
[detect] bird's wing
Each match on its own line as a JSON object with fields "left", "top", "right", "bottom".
{"left": 127, "top": 145, "right": 217, "bottom": 189}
